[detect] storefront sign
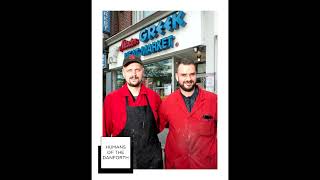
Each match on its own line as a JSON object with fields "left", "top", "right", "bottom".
{"left": 119, "top": 38, "right": 140, "bottom": 52}
{"left": 108, "top": 11, "right": 203, "bottom": 70}
{"left": 124, "top": 35, "right": 175, "bottom": 58}
{"left": 123, "top": 11, "right": 187, "bottom": 58}
{"left": 103, "top": 11, "right": 111, "bottom": 34}
{"left": 139, "top": 11, "right": 187, "bottom": 43}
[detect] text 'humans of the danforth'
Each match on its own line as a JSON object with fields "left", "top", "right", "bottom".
{"left": 103, "top": 144, "right": 129, "bottom": 160}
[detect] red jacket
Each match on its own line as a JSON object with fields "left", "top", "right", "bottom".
{"left": 159, "top": 87, "right": 217, "bottom": 169}
{"left": 103, "top": 83, "right": 162, "bottom": 137}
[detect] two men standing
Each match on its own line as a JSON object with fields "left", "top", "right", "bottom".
{"left": 103, "top": 55, "right": 217, "bottom": 169}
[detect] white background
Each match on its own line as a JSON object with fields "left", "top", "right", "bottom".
{"left": 92, "top": 0, "right": 228, "bottom": 179}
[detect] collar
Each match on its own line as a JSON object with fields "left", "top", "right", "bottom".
{"left": 177, "top": 85, "right": 205, "bottom": 102}
{"left": 180, "top": 85, "right": 199, "bottom": 98}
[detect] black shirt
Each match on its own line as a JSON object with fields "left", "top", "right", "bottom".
{"left": 129, "top": 90, "right": 138, "bottom": 102}
{"left": 181, "top": 86, "right": 199, "bottom": 112}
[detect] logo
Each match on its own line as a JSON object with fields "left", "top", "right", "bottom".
{"left": 129, "top": 54, "right": 135, "bottom": 60}
{"left": 139, "top": 11, "right": 187, "bottom": 43}
{"left": 119, "top": 38, "right": 140, "bottom": 52}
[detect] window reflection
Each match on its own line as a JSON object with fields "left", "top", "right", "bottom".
{"left": 144, "top": 59, "right": 172, "bottom": 99}
{"left": 115, "top": 70, "right": 125, "bottom": 90}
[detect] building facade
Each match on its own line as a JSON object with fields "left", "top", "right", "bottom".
{"left": 104, "top": 11, "right": 217, "bottom": 100}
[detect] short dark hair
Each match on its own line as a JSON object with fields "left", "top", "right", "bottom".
{"left": 176, "top": 58, "right": 196, "bottom": 72}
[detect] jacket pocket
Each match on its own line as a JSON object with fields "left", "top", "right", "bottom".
{"left": 198, "top": 121, "right": 214, "bottom": 136}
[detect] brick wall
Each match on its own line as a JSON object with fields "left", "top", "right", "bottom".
{"left": 109, "top": 11, "right": 132, "bottom": 36}
{"left": 110, "top": 11, "right": 119, "bottom": 36}
{"left": 118, "top": 11, "right": 132, "bottom": 32}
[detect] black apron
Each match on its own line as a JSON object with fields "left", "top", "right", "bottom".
{"left": 117, "top": 95, "right": 163, "bottom": 169}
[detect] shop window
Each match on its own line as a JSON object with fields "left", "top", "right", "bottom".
{"left": 114, "top": 69, "right": 125, "bottom": 90}
{"left": 196, "top": 62, "right": 206, "bottom": 89}
{"left": 143, "top": 11, "right": 155, "bottom": 18}
{"left": 144, "top": 59, "right": 172, "bottom": 99}
{"left": 132, "top": 11, "right": 156, "bottom": 24}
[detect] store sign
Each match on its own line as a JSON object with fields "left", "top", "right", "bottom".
{"left": 103, "top": 54, "right": 106, "bottom": 68}
{"left": 124, "top": 11, "right": 187, "bottom": 58}
{"left": 119, "top": 38, "right": 140, "bottom": 52}
{"left": 124, "top": 35, "right": 175, "bottom": 58}
{"left": 103, "top": 11, "right": 111, "bottom": 34}
{"left": 108, "top": 45, "right": 119, "bottom": 64}
{"left": 139, "top": 11, "right": 187, "bottom": 43}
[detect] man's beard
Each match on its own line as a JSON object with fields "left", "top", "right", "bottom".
{"left": 178, "top": 80, "right": 195, "bottom": 92}
{"left": 127, "top": 76, "right": 142, "bottom": 87}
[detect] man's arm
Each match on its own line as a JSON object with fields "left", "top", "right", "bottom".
{"left": 158, "top": 100, "right": 168, "bottom": 132}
